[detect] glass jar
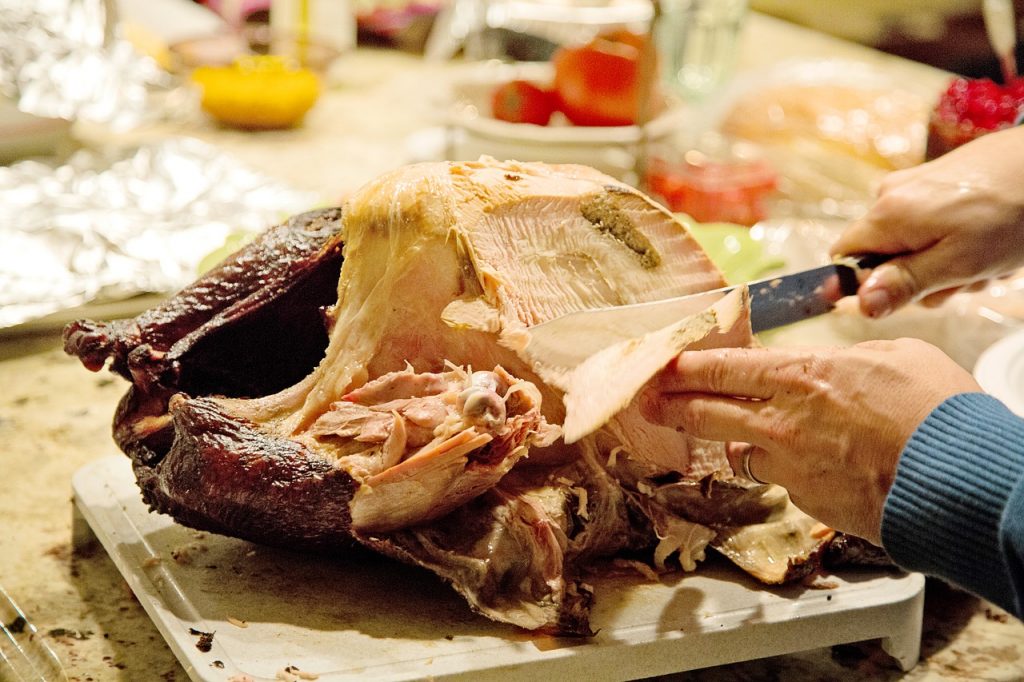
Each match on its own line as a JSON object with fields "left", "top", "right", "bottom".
{"left": 654, "top": 0, "right": 748, "bottom": 100}
{"left": 645, "top": 133, "right": 778, "bottom": 225}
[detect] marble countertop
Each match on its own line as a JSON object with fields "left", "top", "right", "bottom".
{"left": 3, "top": 12, "right": 1023, "bottom": 681}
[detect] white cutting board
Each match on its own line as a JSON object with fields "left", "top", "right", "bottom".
{"left": 72, "top": 456, "right": 924, "bottom": 681}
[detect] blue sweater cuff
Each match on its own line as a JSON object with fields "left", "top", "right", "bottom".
{"left": 882, "top": 392, "right": 1024, "bottom": 612}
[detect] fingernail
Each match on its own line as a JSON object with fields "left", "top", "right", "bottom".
{"left": 860, "top": 287, "right": 893, "bottom": 318}
{"left": 860, "top": 269, "right": 897, "bottom": 318}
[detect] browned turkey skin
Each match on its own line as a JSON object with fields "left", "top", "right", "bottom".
{"left": 64, "top": 207, "right": 357, "bottom": 547}
{"left": 65, "top": 162, "right": 887, "bottom": 636}
{"left": 64, "top": 208, "right": 346, "bottom": 399}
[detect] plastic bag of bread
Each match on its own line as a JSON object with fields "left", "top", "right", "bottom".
{"left": 713, "top": 60, "right": 933, "bottom": 219}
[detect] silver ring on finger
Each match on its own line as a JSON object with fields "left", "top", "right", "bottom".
{"left": 742, "top": 448, "right": 768, "bottom": 485}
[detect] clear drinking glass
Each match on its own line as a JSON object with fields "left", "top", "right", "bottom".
{"left": 655, "top": 0, "right": 748, "bottom": 100}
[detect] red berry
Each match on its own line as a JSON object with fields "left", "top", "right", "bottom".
{"left": 928, "top": 75, "right": 1024, "bottom": 157}
{"left": 936, "top": 76, "right": 1022, "bottom": 130}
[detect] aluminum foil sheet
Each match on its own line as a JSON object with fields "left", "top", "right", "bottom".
{"left": 0, "top": 0, "right": 173, "bottom": 129}
{"left": 0, "top": 137, "right": 318, "bottom": 330}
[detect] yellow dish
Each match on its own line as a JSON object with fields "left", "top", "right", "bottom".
{"left": 192, "top": 55, "right": 320, "bottom": 130}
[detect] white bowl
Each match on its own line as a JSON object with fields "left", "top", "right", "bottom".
{"left": 446, "top": 61, "right": 688, "bottom": 182}
{"left": 973, "top": 328, "right": 1024, "bottom": 417}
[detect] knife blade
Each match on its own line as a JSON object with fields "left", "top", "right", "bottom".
{"left": 524, "top": 254, "right": 889, "bottom": 369}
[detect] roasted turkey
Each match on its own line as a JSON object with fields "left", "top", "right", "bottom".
{"left": 64, "top": 159, "right": 884, "bottom": 635}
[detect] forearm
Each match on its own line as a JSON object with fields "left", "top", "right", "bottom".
{"left": 882, "top": 393, "right": 1024, "bottom": 616}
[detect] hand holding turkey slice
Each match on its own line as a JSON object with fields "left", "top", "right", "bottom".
{"left": 639, "top": 337, "right": 982, "bottom": 544}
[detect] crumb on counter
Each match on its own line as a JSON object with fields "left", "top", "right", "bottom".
{"left": 48, "top": 627, "right": 92, "bottom": 640}
{"left": 227, "top": 616, "right": 249, "bottom": 629}
{"left": 171, "top": 541, "right": 208, "bottom": 564}
{"left": 188, "top": 627, "right": 214, "bottom": 652}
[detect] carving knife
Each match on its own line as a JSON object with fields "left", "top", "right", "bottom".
{"left": 524, "top": 254, "right": 890, "bottom": 369}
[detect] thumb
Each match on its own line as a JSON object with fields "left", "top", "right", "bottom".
{"left": 858, "top": 247, "right": 954, "bottom": 318}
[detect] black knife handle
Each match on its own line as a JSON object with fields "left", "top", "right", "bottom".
{"left": 836, "top": 253, "right": 899, "bottom": 297}
{"left": 852, "top": 253, "right": 898, "bottom": 270}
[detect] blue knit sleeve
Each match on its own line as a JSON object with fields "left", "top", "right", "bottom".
{"left": 881, "top": 392, "right": 1024, "bottom": 616}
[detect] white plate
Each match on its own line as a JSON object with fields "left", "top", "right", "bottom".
{"left": 73, "top": 456, "right": 924, "bottom": 681}
{"left": 973, "top": 328, "right": 1024, "bottom": 417}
